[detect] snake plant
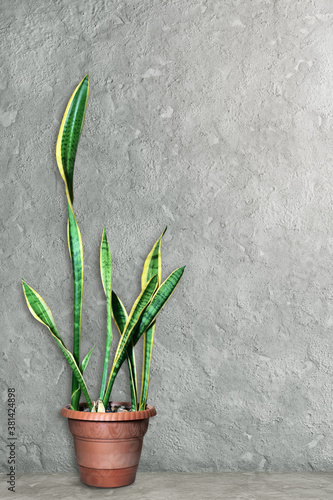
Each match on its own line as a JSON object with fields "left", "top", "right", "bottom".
{"left": 21, "top": 75, "right": 185, "bottom": 412}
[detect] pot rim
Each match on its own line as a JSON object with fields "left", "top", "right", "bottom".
{"left": 61, "top": 401, "right": 156, "bottom": 421}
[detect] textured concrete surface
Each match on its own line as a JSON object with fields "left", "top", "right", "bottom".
{"left": 1, "top": 472, "right": 333, "bottom": 499}
{"left": 2, "top": 0, "right": 333, "bottom": 474}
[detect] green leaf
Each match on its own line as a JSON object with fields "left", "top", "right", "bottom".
{"left": 22, "top": 280, "right": 93, "bottom": 410}
{"left": 56, "top": 76, "right": 89, "bottom": 411}
{"left": 21, "top": 279, "right": 63, "bottom": 342}
{"left": 112, "top": 291, "right": 128, "bottom": 333}
{"left": 139, "top": 227, "right": 166, "bottom": 410}
{"left": 127, "top": 356, "right": 138, "bottom": 411}
{"left": 67, "top": 201, "right": 84, "bottom": 410}
{"left": 56, "top": 75, "right": 89, "bottom": 203}
{"left": 133, "top": 266, "right": 185, "bottom": 347}
{"left": 141, "top": 227, "right": 166, "bottom": 288}
{"left": 102, "top": 274, "right": 158, "bottom": 407}
{"left": 81, "top": 346, "right": 94, "bottom": 373}
{"left": 112, "top": 291, "right": 138, "bottom": 410}
{"left": 136, "top": 266, "right": 185, "bottom": 410}
{"left": 120, "top": 274, "right": 158, "bottom": 348}
{"left": 70, "top": 347, "right": 93, "bottom": 407}
{"left": 139, "top": 321, "right": 156, "bottom": 410}
{"left": 100, "top": 227, "right": 112, "bottom": 297}
{"left": 99, "top": 228, "right": 113, "bottom": 399}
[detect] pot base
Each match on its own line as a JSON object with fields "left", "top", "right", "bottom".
{"left": 78, "top": 464, "right": 138, "bottom": 488}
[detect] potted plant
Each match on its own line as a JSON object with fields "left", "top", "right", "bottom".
{"left": 21, "top": 75, "right": 185, "bottom": 488}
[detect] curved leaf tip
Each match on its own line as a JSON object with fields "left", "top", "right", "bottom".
{"left": 56, "top": 74, "right": 90, "bottom": 203}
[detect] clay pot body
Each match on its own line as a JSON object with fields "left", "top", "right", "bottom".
{"left": 61, "top": 402, "right": 156, "bottom": 488}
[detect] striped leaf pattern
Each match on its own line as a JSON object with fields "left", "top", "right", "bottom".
{"left": 112, "top": 291, "right": 128, "bottom": 333}
{"left": 67, "top": 199, "right": 84, "bottom": 410}
{"left": 133, "top": 267, "right": 185, "bottom": 347}
{"left": 70, "top": 346, "right": 94, "bottom": 409}
{"left": 22, "top": 280, "right": 93, "bottom": 410}
{"left": 139, "top": 228, "right": 166, "bottom": 410}
{"left": 141, "top": 227, "right": 166, "bottom": 288}
{"left": 55, "top": 76, "right": 89, "bottom": 410}
{"left": 81, "top": 346, "right": 94, "bottom": 373}
{"left": 102, "top": 275, "right": 158, "bottom": 407}
{"left": 56, "top": 75, "right": 89, "bottom": 203}
{"left": 67, "top": 202, "right": 84, "bottom": 361}
{"left": 99, "top": 228, "right": 113, "bottom": 399}
{"left": 22, "top": 279, "right": 63, "bottom": 342}
{"left": 22, "top": 75, "right": 186, "bottom": 414}
{"left": 139, "top": 322, "right": 156, "bottom": 410}
{"left": 112, "top": 291, "right": 138, "bottom": 410}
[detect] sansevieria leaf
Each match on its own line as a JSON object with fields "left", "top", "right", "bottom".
{"left": 22, "top": 279, "right": 93, "bottom": 410}
{"left": 112, "top": 291, "right": 138, "bottom": 410}
{"left": 56, "top": 75, "right": 89, "bottom": 204}
{"left": 99, "top": 228, "right": 113, "bottom": 399}
{"left": 102, "top": 274, "right": 158, "bottom": 407}
{"left": 70, "top": 346, "right": 95, "bottom": 409}
{"left": 56, "top": 76, "right": 89, "bottom": 410}
{"left": 133, "top": 267, "right": 185, "bottom": 409}
{"left": 133, "top": 266, "right": 185, "bottom": 347}
{"left": 139, "top": 322, "right": 156, "bottom": 410}
{"left": 139, "top": 228, "right": 166, "bottom": 410}
{"left": 67, "top": 201, "right": 84, "bottom": 409}
{"left": 81, "top": 346, "right": 94, "bottom": 373}
{"left": 115, "top": 274, "right": 158, "bottom": 364}
{"left": 112, "top": 291, "right": 128, "bottom": 333}
{"left": 141, "top": 227, "right": 166, "bottom": 288}
{"left": 22, "top": 279, "right": 63, "bottom": 342}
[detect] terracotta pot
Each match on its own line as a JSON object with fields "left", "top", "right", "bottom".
{"left": 61, "top": 402, "right": 156, "bottom": 488}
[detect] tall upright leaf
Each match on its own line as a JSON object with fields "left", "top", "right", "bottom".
{"left": 103, "top": 267, "right": 185, "bottom": 407}
{"left": 139, "top": 228, "right": 166, "bottom": 410}
{"left": 70, "top": 346, "right": 95, "bottom": 409}
{"left": 55, "top": 75, "right": 89, "bottom": 409}
{"left": 99, "top": 228, "right": 113, "bottom": 399}
{"left": 112, "top": 291, "right": 138, "bottom": 410}
{"left": 22, "top": 280, "right": 93, "bottom": 410}
{"left": 102, "top": 275, "right": 158, "bottom": 407}
{"left": 67, "top": 201, "right": 84, "bottom": 408}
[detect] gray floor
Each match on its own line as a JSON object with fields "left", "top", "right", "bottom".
{"left": 1, "top": 472, "right": 333, "bottom": 499}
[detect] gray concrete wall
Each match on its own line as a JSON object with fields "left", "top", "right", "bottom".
{"left": 1, "top": 0, "right": 333, "bottom": 473}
